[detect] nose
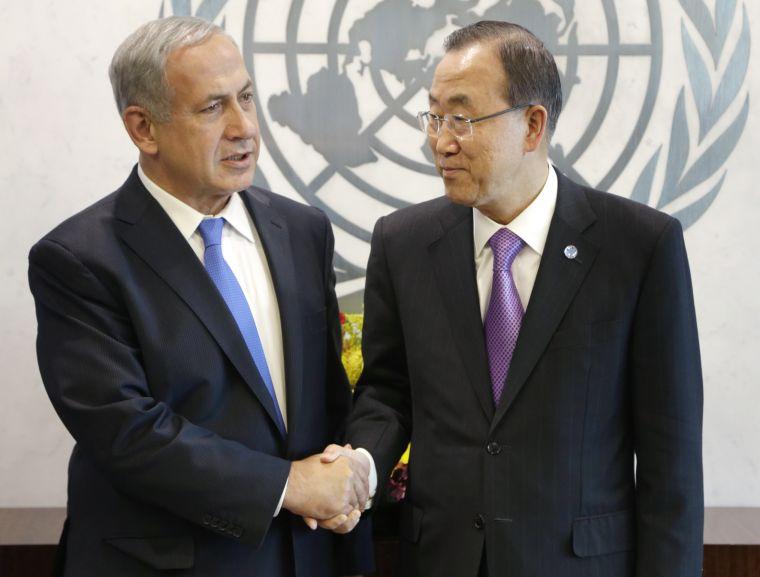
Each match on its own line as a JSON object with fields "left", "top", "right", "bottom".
{"left": 226, "top": 102, "right": 259, "bottom": 141}
{"left": 434, "top": 126, "right": 460, "bottom": 156}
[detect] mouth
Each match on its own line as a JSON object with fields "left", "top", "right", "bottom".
{"left": 440, "top": 166, "right": 464, "bottom": 178}
{"left": 223, "top": 152, "right": 252, "bottom": 161}
{"left": 221, "top": 152, "right": 254, "bottom": 168}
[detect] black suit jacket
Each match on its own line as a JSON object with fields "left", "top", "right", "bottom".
{"left": 29, "top": 167, "right": 372, "bottom": 577}
{"left": 348, "top": 171, "right": 703, "bottom": 577}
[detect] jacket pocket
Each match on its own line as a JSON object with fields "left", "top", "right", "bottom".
{"left": 572, "top": 509, "right": 634, "bottom": 557}
{"left": 547, "top": 319, "right": 626, "bottom": 351}
{"left": 545, "top": 327, "right": 585, "bottom": 350}
{"left": 399, "top": 502, "right": 424, "bottom": 543}
{"left": 104, "top": 536, "right": 194, "bottom": 570}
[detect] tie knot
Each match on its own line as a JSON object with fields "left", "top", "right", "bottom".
{"left": 489, "top": 228, "right": 524, "bottom": 270}
{"left": 198, "top": 218, "right": 225, "bottom": 248}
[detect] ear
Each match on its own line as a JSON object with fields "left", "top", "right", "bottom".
{"left": 523, "top": 105, "right": 548, "bottom": 153}
{"left": 122, "top": 105, "right": 159, "bottom": 156}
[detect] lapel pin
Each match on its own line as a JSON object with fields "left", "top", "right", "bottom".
{"left": 564, "top": 245, "right": 578, "bottom": 260}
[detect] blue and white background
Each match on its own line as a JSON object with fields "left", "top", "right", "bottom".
{"left": 1, "top": 0, "right": 758, "bottom": 507}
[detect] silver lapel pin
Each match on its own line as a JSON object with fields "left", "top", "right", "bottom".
{"left": 564, "top": 245, "right": 578, "bottom": 260}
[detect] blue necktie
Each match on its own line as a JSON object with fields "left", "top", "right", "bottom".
{"left": 198, "top": 218, "right": 286, "bottom": 435}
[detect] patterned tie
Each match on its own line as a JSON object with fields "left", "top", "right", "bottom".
{"left": 484, "top": 228, "right": 526, "bottom": 406}
{"left": 198, "top": 218, "right": 286, "bottom": 435}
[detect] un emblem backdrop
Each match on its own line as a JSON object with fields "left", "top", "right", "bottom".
{"left": 164, "top": 0, "right": 751, "bottom": 305}
{"left": 0, "top": 0, "right": 758, "bottom": 507}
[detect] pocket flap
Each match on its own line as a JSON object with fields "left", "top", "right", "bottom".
{"left": 399, "top": 502, "right": 424, "bottom": 543}
{"left": 572, "top": 510, "right": 634, "bottom": 557}
{"left": 105, "top": 536, "right": 194, "bottom": 570}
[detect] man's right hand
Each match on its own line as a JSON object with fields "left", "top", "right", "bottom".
{"left": 282, "top": 452, "right": 369, "bottom": 520}
{"left": 300, "top": 444, "right": 372, "bottom": 533}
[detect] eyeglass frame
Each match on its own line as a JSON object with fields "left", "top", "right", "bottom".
{"left": 417, "top": 103, "right": 534, "bottom": 139}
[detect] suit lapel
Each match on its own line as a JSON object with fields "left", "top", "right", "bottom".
{"left": 429, "top": 202, "right": 495, "bottom": 422}
{"left": 241, "top": 188, "right": 304, "bottom": 448}
{"left": 491, "top": 172, "right": 599, "bottom": 431}
{"left": 113, "top": 170, "right": 287, "bottom": 439}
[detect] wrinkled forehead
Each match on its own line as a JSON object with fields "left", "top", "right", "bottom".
{"left": 166, "top": 34, "right": 246, "bottom": 84}
{"left": 429, "top": 43, "right": 507, "bottom": 109}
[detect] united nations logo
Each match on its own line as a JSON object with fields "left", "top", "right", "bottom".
{"left": 161, "top": 0, "right": 751, "bottom": 296}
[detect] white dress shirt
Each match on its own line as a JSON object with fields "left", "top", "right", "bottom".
{"left": 474, "top": 162, "right": 558, "bottom": 316}
{"left": 138, "top": 165, "right": 287, "bottom": 428}
{"left": 138, "top": 165, "right": 291, "bottom": 514}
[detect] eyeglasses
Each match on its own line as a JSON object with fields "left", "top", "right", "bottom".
{"left": 417, "top": 104, "right": 533, "bottom": 140}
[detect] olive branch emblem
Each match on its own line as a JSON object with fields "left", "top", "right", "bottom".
{"left": 160, "top": 0, "right": 229, "bottom": 25}
{"left": 631, "top": 0, "right": 750, "bottom": 228}
{"left": 163, "top": 0, "right": 750, "bottom": 231}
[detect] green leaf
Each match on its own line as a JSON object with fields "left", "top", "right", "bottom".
{"left": 672, "top": 172, "right": 725, "bottom": 229}
{"left": 681, "top": 23, "right": 713, "bottom": 140}
{"left": 171, "top": 0, "right": 192, "bottom": 17}
{"left": 195, "top": 0, "right": 229, "bottom": 23}
{"left": 712, "top": 5, "right": 750, "bottom": 122}
{"left": 658, "top": 89, "right": 690, "bottom": 209}
{"left": 715, "top": 0, "right": 738, "bottom": 57}
{"left": 679, "top": 0, "right": 722, "bottom": 64}
{"left": 630, "top": 148, "right": 661, "bottom": 205}
{"left": 678, "top": 95, "right": 749, "bottom": 193}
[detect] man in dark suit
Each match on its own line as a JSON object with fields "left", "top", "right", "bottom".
{"left": 29, "top": 16, "right": 371, "bottom": 577}
{"left": 345, "top": 20, "right": 703, "bottom": 577}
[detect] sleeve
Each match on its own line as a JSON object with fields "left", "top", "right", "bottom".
{"left": 346, "top": 216, "right": 413, "bottom": 499}
{"left": 630, "top": 218, "right": 704, "bottom": 577}
{"left": 321, "top": 213, "right": 353, "bottom": 443}
{"left": 354, "top": 448, "right": 378, "bottom": 504}
{"left": 28, "top": 238, "right": 291, "bottom": 548}
{"left": 318, "top": 214, "right": 375, "bottom": 576}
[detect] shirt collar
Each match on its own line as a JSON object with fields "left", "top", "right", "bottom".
{"left": 473, "top": 162, "right": 558, "bottom": 259}
{"left": 216, "top": 189, "right": 255, "bottom": 243}
{"left": 137, "top": 164, "right": 254, "bottom": 243}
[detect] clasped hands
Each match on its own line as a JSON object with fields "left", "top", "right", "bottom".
{"left": 283, "top": 444, "right": 370, "bottom": 534}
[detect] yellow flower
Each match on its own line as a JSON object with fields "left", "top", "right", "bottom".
{"left": 340, "top": 313, "right": 364, "bottom": 388}
{"left": 340, "top": 312, "right": 410, "bottom": 474}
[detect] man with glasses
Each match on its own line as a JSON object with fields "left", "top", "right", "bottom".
{"left": 342, "top": 20, "right": 703, "bottom": 577}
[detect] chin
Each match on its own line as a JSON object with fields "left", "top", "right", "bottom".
{"left": 443, "top": 184, "right": 477, "bottom": 207}
{"left": 227, "top": 174, "right": 256, "bottom": 193}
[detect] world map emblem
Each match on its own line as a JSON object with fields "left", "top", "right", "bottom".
{"left": 160, "top": 0, "right": 751, "bottom": 297}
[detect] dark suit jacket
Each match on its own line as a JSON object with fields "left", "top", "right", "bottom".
{"left": 347, "top": 171, "right": 703, "bottom": 577}
{"left": 29, "top": 167, "right": 373, "bottom": 577}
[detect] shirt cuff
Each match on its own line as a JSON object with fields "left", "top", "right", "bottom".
{"left": 274, "top": 478, "right": 288, "bottom": 517}
{"left": 355, "top": 448, "right": 377, "bottom": 509}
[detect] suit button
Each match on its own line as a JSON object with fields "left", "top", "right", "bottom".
{"left": 486, "top": 441, "right": 502, "bottom": 455}
{"left": 232, "top": 526, "right": 243, "bottom": 538}
{"left": 474, "top": 514, "right": 485, "bottom": 530}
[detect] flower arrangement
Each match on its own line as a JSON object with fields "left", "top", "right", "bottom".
{"left": 339, "top": 312, "right": 364, "bottom": 388}
{"left": 340, "top": 312, "right": 409, "bottom": 501}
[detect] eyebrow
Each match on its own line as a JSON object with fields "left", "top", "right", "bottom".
{"left": 205, "top": 79, "right": 253, "bottom": 103}
{"left": 428, "top": 93, "right": 471, "bottom": 107}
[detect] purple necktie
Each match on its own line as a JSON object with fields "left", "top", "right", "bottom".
{"left": 484, "top": 228, "right": 525, "bottom": 406}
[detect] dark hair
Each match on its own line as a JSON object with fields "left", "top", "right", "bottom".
{"left": 444, "top": 20, "right": 563, "bottom": 135}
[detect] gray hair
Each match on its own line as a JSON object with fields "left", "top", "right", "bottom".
{"left": 444, "top": 20, "right": 563, "bottom": 136}
{"left": 109, "top": 16, "right": 230, "bottom": 122}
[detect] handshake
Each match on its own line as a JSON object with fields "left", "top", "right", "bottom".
{"left": 283, "top": 444, "right": 372, "bottom": 534}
